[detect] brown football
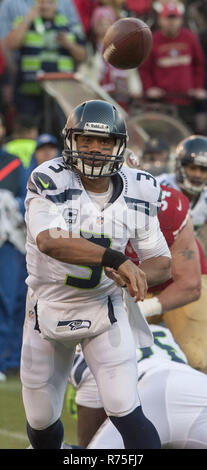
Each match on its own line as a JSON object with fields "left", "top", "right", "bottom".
{"left": 103, "top": 17, "right": 152, "bottom": 69}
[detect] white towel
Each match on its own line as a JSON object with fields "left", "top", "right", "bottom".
{"left": 124, "top": 290, "right": 154, "bottom": 348}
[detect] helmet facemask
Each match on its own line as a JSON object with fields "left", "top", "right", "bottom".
{"left": 62, "top": 100, "right": 128, "bottom": 179}
{"left": 176, "top": 161, "right": 207, "bottom": 196}
{"left": 63, "top": 127, "right": 126, "bottom": 179}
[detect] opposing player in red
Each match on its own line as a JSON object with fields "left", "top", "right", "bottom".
{"left": 125, "top": 184, "right": 207, "bottom": 371}
{"left": 126, "top": 185, "right": 203, "bottom": 314}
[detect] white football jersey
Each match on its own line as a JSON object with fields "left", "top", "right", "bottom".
{"left": 25, "top": 158, "right": 169, "bottom": 302}
{"left": 156, "top": 173, "right": 207, "bottom": 231}
{"left": 136, "top": 324, "right": 187, "bottom": 377}
{"left": 70, "top": 324, "right": 187, "bottom": 389}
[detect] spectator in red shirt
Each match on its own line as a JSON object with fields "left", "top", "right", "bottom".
{"left": 139, "top": 2, "right": 207, "bottom": 133}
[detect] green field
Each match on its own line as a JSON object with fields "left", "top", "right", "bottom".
{"left": 0, "top": 376, "right": 77, "bottom": 449}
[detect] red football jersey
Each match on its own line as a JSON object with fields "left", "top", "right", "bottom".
{"left": 125, "top": 185, "right": 207, "bottom": 292}
{"left": 157, "top": 185, "right": 190, "bottom": 247}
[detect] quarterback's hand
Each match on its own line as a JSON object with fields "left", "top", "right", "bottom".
{"left": 119, "top": 260, "right": 147, "bottom": 302}
{"left": 104, "top": 261, "right": 147, "bottom": 302}
{"left": 105, "top": 260, "right": 147, "bottom": 302}
{"left": 104, "top": 267, "right": 126, "bottom": 287}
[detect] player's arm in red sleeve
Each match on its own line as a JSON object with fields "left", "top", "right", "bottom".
{"left": 136, "top": 188, "right": 201, "bottom": 317}
{"left": 155, "top": 216, "right": 201, "bottom": 312}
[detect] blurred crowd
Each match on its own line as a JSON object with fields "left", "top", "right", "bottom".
{"left": 0, "top": 0, "right": 207, "bottom": 381}
{"left": 0, "top": 0, "right": 207, "bottom": 135}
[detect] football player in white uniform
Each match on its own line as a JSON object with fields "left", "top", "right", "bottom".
{"left": 70, "top": 324, "right": 207, "bottom": 449}
{"left": 21, "top": 99, "right": 171, "bottom": 449}
{"left": 156, "top": 135, "right": 207, "bottom": 251}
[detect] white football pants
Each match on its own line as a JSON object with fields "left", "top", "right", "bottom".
{"left": 20, "top": 295, "right": 140, "bottom": 430}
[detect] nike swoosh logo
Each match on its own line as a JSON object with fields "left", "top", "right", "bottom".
{"left": 38, "top": 176, "right": 49, "bottom": 189}
{"left": 177, "top": 199, "right": 182, "bottom": 211}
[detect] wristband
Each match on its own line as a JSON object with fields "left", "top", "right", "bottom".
{"left": 138, "top": 297, "right": 162, "bottom": 318}
{"left": 101, "top": 248, "right": 128, "bottom": 270}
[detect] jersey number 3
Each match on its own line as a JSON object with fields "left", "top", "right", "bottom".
{"left": 65, "top": 232, "right": 111, "bottom": 289}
